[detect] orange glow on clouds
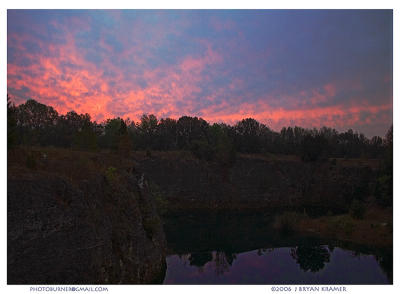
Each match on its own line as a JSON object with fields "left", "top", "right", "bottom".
{"left": 7, "top": 10, "right": 392, "bottom": 137}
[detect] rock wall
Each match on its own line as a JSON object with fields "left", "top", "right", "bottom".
{"left": 7, "top": 149, "right": 379, "bottom": 284}
{"left": 8, "top": 169, "right": 166, "bottom": 284}
{"left": 136, "top": 155, "right": 377, "bottom": 214}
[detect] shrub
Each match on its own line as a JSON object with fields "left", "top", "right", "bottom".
{"left": 105, "top": 166, "right": 117, "bottom": 183}
{"left": 274, "top": 211, "right": 303, "bottom": 234}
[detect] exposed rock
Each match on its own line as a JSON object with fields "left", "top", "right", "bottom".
{"left": 8, "top": 169, "right": 166, "bottom": 284}
{"left": 136, "top": 154, "right": 377, "bottom": 214}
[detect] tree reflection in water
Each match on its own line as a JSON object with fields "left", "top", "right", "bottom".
{"left": 165, "top": 212, "right": 391, "bottom": 284}
{"left": 257, "top": 248, "right": 275, "bottom": 256}
{"left": 290, "top": 245, "right": 331, "bottom": 273}
{"left": 214, "top": 251, "right": 236, "bottom": 276}
{"left": 185, "top": 245, "right": 333, "bottom": 276}
{"left": 169, "top": 245, "right": 391, "bottom": 284}
{"left": 189, "top": 252, "right": 213, "bottom": 267}
{"left": 184, "top": 251, "right": 237, "bottom": 275}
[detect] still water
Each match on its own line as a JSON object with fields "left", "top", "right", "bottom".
{"left": 164, "top": 247, "right": 389, "bottom": 284}
{"left": 162, "top": 213, "right": 392, "bottom": 284}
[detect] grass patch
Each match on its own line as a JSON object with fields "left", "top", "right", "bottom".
{"left": 8, "top": 146, "right": 135, "bottom": 184}
{"left": 329, "top": 215, "right": 355, "bottom": 237}
{"left": 273, "top": 211, "right": 305, "bottom": 234}
{"left": 295, "top": 206, "right": 392, "bottom": 248}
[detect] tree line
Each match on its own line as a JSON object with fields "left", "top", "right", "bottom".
{"left": 7, "top": 96, "right": 393, "bottom": 165}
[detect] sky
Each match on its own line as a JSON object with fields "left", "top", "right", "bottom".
{"left": 7, "top": 10, "right": 393, "bottom": 137}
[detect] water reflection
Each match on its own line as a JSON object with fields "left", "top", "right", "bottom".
{"left": 164, "top": 247, "right": 390, "bottom": 284}
{"left": 189, "top": 252, "right": 213, "bottom": 268}
{"left": 162, "top": 213, "right": 392, "bottom": 284}
{"left": 290, "top": 245, "right": 330, "bottom": 273}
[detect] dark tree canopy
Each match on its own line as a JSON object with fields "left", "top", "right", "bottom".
{"left": 7, "top": 97, "right": 392, "bottom": 165}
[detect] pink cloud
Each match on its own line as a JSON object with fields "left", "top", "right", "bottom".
{"left": 7, "top": 20, "right": 392, "bottom": 137}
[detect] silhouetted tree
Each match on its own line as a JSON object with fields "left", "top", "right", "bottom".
{"left": 118, "top": 120, "right": 133, "bottom": 156}
{"left": 99, "top": 118, "right": 126, "bottom": 150}
{"left": 9, "top": 96, "right": 391, "bottom": 165}
{"left": 373, "top": 125, "right": 393, "bottom": 207}
{"left": 138, "top": 114, "right": 158, "bottom": 148}
{"left": 15, "top": 99, "right": 59, "bottom": 146}
{"left": 73, "top": 120, "right": 97, "bottom": 150}
{"left": 208, "top": 123, "right": 236, "bottom": 166}
{"left": 233, "top": 118, "right": 263, "bottom": 153}
{"left": 7, "top": 95, "right": 17, "bottom": 149}
{"left": 54, "top": 111, "right": 92, "bottom": 147}
{"left": 176, "top": 116, "right": 209, "bottom": 150}
{"left": 383, "top": 125, "right": 393, "bottom": 172}
{"left": 156, "top": 118, "right": 178, "bottom": 150}
{"left": 369, "top": 136, "right": 384, "bottom": 158}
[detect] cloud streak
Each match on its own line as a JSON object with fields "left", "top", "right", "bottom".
{"left": 7, "top": 10, "right": 392, "bottom": 137}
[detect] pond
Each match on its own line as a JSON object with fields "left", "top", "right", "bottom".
{"left": 161, "top": 213, "right": 392, "bottom": 284}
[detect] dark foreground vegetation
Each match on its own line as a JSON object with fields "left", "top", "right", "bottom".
{"left": 7, "top": 95, "right": 393, "bottom": 284}
{"left": 8, "top": 96, "right": 393, "bottom": 163}
{"left": 8, "top": 96, "right": 393, "bottom": 208}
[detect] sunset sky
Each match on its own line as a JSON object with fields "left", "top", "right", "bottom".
{"left": 7, "top": 10, "right": 393, "bottom": 137}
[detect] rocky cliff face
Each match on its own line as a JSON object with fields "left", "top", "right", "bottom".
{"left": 8, "top": 166, "right": 166, "bottom": 284}
{"left": 135, "top": 153, "right": 378, "bottom": 214}
{"left": 7, "top": 148, "right": 380, "bottom": 284}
